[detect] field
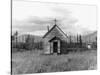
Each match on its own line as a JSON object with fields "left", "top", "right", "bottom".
{"left": 11, "top": 49, "right": 97, "bottom": 75}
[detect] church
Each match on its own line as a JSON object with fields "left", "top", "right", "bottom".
{"left": 43, "top": 19, "right": 70, "bottom": 54}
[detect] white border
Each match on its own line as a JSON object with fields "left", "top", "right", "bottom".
{"left": 0, "top": 0, "right": 100, "bottom": 75}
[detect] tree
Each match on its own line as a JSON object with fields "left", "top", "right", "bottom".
{"left": 93, "top": 36, "right": 97, "bottom": 48}
{"left": 25, "top": 35, "right": 30, "bottom": 44}
{"left": 69, "top": 35, "right": 73, "bottom": 48}
{"left": 95, "top": 36, "right": 97, "bottom": 42}
{"left": 11, "top": 35, "right": 15, "bottom": 41}
{"left": 79, "top": 35, "right": 82, "bottom": 48}
{"left": 14, "top": 31, "right": 18, "bottom": 48}
{"left": 38, "top": 41, "right": 43, "bottom": 50}
{"left": 76, "top": 34, "right": 79, "bottom": 47}
{"left": 77, "top": 34, "right": 79, "bottom": 44}
{"left": 25, "top": 35, "right": 35, "bottom": 50}
{"left": 69, "top": 35, "right": 72, "bottom": 44}
{"left": 25, "top": 35, "right": 31, "bottom": 50}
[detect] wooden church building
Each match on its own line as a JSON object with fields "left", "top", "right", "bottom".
{"left": 43, "top": 19, "right": 70, "bottom": 54}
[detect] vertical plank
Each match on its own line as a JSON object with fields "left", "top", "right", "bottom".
{"left": 51, "top": 42, "right": 53, "bottom": 53}
{"left": 58, "top": 40, "right": 60, "bottom": 53}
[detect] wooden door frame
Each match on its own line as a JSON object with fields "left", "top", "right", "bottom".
{"left": 51, "top": 40, "right": 60, "bottom": 54}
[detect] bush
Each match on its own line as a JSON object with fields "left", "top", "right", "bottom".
{"left": 12, "top": 42, "right": 26, "bottom": 49}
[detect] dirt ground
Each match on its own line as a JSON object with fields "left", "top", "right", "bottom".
{"left": 11, "top": 49, "right": 97, "bottom": 75}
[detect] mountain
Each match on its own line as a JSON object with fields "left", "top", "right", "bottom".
{"left": 67, "top": 31, "right": 97, "bottom": 43}
{"left": 14, "top": 31, "right": 97, "bottom": 44}
{"left": 17, "top": 34, "right": 43, "bottom": 43}
{"left": 82, "top": 31, "right": 97, "bottom": 43}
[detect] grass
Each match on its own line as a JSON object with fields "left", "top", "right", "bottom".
{"left": 11, "top": 49, "right": 97, "bottom": 75}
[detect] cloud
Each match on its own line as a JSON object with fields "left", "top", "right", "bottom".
{"left": 51, "top": 7, "right": 71, "bottom": 17}
{"left": 50, "top": 7, "right": 92, "bottom": 35}
{"left": 12, "top": 16, "right": 56, "bottom": 34}
{"left": 12, "top": 6, "right": 81, "bottom": 36}
{"left": 27, "top": 16, "right": 55, "bottom": 25}
{"left": 12, "top": 6, "right": 95, "bottom": 36}
{"left": 12, "top": 7, "right": 79, "bottom": 36}
{"left": 50, "top": 7, "right": 78, "bottom": 28}
{"left": 31, "top": 30, "right": 47, "bottom": 36}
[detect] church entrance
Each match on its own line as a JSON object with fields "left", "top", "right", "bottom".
{"left": 49, "top": 36, "right": 61, "bottom": 54}
{"left": 53, "top": 41, "right": 58, "bottom": 53}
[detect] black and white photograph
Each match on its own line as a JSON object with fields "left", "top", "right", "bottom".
{"left": 11, "top": 0, "right": 97, "bottom": 74}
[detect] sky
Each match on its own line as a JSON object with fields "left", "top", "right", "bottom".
{"left": 12, "top": 0, "right": 97, "bottom": 36}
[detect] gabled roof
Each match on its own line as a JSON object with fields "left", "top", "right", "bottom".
{"left": 49, "top": 36, "right": 61, "bottom": 42}
{"left": 43, "top": 25, "right": 68, "bottom": 38}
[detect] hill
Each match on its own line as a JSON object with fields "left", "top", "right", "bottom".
{"left": 82, "top": 31, "right": 97, "bottom": 43}
{"left": 17, "top": 34, "right": 43, "bottom": 43}
{"left": 13, "top": 31, "right": 97, "bottom": 44}
{"left": 67, "top": 31, "right": 97, "bottom": 43}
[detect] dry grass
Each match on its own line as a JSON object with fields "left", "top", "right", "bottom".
{"left": 11, "top": 49, "right": 97, "bottom": 75}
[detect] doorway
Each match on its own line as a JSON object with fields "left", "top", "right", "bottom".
{"left": 53, "top": 41, "right": 58, "bottom": 53}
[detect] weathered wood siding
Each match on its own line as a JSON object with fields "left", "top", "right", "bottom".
{"left": 43, "top": 38, "right": 50, "bottom": 54}
{"left": 44, "top": 26, "right": 67, "bottom": 41}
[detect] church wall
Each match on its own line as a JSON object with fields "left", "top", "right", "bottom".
{"left": 43, "top": 25, "right": 70, "bottom": 54}
{"left": 43, "top": 38, "right": 51, "bottom": 54}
